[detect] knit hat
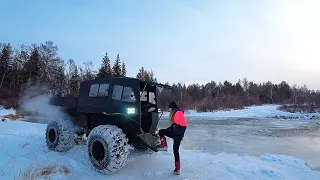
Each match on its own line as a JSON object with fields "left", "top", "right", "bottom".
{"left": 168, "top": 101, "right": 178, "bottom": 109}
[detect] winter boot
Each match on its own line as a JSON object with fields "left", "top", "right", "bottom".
{"left": 174, "top": 161, "right": 180, "bottom": 175}
{"left": 158, "top": 136, "right": 168, "bottom": 151}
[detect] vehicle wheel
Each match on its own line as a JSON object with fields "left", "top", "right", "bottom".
{"left": 45, "top": 119, "right": 75, "bottom": 152}
{"left": 87, "top": 125, "right": 130, "bottom": 174}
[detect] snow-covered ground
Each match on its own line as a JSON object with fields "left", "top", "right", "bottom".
{"left": 0, "top": 120, "right": 319, "bottom": 180}
{"left": 0, "top": 106, "right": 17, "bottom": 121}
{"left": 0, "top": 106, "right": 16, "bottom": 116}
{"left": 1, "top": 104, "right": 320, "bottom": 179}
{"left": 161, "top": 104, "right": 320, "bottom": 120}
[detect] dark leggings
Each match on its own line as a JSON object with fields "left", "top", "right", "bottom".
{"left": 159, "top": 128, "right": 183, "bottom": 162}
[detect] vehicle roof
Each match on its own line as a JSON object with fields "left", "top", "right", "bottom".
{"left": 85, "top": 76, "right": 173, "bottom": 90}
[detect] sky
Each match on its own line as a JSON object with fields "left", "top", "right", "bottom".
{"left": 1, "top": 0, "right": 320, "bottom": 90}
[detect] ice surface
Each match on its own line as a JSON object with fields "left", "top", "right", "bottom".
{"left": 0, "top": 120, "right": 319, "bottom": 180}
{"left": 158, "top": 116, "right": 320, "bottom": 171}
{"left": 161, "top": 104, "right": 320, "bottom": 120}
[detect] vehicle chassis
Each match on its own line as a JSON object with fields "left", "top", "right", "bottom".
{"left": 45, "top": 77, "right": 172, "bottom": 174}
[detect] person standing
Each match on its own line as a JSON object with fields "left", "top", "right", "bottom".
{"left": 158, "top": 101, "right": 188, "bottom": 175}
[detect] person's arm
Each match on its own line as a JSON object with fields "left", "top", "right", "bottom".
{"left": 166, "top": 120, "right": 177, "bottom": 131}
{"left": 166, "top": 111, "right": 180, "bottom": 131}
{"left": 167, "top": 110, "right": 185, "bottom": 130}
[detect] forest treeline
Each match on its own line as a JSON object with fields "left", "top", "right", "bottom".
{"left": 0, "top": 41, "right": 319, "bottom": 111}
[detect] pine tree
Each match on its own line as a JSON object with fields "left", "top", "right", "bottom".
{"left": 70, "top": 66, "right": 80, "bottom": 96}
{"left": 235, "top": 80, "right": 244, "bottom": 96}
{"left": 0, "top": 44, "right": 11, "bottom": 89}
{"left": 136, "top": 67, "right": 157, "bottom": 82}
{"left": 121, "top": 61, "right": 126, "bottom": 76}
{"left": 136, "top": 67, "right": 145, "bottom": 80}
{"left": 55, "top": 62, "right": 65, "bottom": 96}
{"left": 38, "top": 41, "right": 59, "bottom": 86}
{"left": 112, "top": 53, "right": 122, "bottom": 76}
{"left": 97, "top": 52, "right": 112, "bottom": 79}
{"left": 0, "top": 44, "right": 10, "bottom": 72}
{"left": 24, "top": 47, "right": 41, "bottom": 84}
{"left": 149, "top": 69, "right": 157, "bottom": 83}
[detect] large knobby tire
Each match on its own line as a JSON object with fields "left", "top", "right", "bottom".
{"left": 45, "top": 120, "right": 75, "bottom": 152}
{"left": 87, "top": 125, "right": 130, "bottom": 174}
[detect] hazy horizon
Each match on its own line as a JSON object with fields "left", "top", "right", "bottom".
{"left": 1, "top": 0, "right": 320, "bottom": 90}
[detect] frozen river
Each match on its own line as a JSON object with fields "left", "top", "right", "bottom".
{"left": 158, "top": 117, "right": 320, "bottom": 171}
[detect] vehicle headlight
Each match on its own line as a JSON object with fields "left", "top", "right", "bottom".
{"left": 127, "top": 108, "right": 135, "bottom": 114}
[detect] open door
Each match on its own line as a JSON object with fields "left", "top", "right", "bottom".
{"left": 137, "top": 81, "right": 173, "bottom": 152}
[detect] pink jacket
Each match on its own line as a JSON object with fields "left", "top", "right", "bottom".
{"left": 173, "top": 111, "right": 188, "bottom": 127}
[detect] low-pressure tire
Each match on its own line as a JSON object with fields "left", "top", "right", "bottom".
{"left": 45, "top": 120, "right": 75, "bottom": 152}
{"left": 87, "top": 125, "right": 130, "bottom": 174}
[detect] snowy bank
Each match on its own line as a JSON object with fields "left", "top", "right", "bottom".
{"left": 0, "top": 105, "right": 21, "bottom": 122}
{"left": 161, "top": 104, "right": 320, "bottom": 120}
{"left": 0, "top": 106, "right": 16, "bottom": 117}
{"left": 0, "top": 120, "right": 319, "bottom": 180}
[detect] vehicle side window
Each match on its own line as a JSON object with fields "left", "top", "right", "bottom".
{"left": 112, "top": 85, "right": 123, "bottom": 100}
{"left": 98, "top": 83, "right": 109, "bottom": 97}
{"left": 140, "top": 91, "right": 147, "bottom": 101}
{"left": 89, "top": 84, "right": 99, "bottom": 97}
{"left": 149, "top": 92, "right": 156, "bottom": 104}
{"left": 122, "top": 87, "right": 136, "bottom": 102}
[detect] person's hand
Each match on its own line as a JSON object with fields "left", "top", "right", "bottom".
{"left": 172, "top": 123, "right": 177, "bottom": 128}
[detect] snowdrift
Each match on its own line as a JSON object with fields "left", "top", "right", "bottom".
{"left": 0, "top": 106, "right": 16, "bottom": 117}
{"left": 161, "top": 104, "right": 320, "bottom": 120}
{"left": 0, "top": 105, "right": 22, "bottom": 122}
{"left": 0, "top": 121, "right": 319, "bottom": 180}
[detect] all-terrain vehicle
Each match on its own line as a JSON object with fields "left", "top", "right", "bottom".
{"left": 45, "top": 76, "right": 173, "bottom": 174}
